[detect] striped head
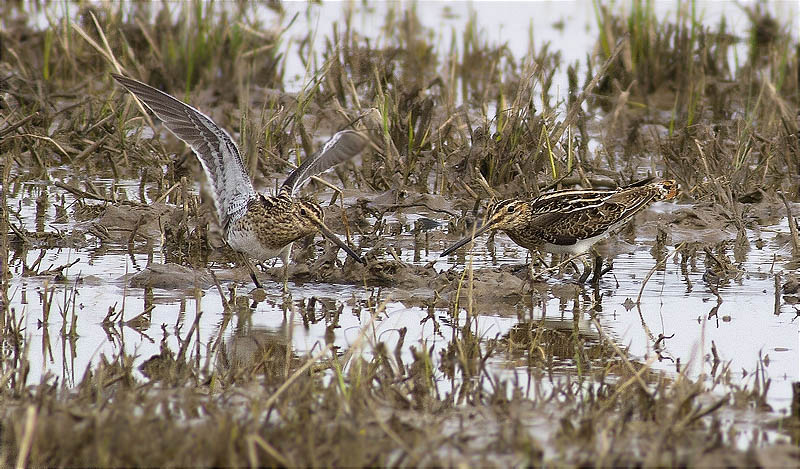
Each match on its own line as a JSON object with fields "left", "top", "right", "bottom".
{"left": 439, "top": 198, "right": 530, "bottom": 257}
{"left": 653, "top": 180, "right": 678, "bottom": 200}
{"left": 483, "top": 199, "right": 533, "bottom": 232}
{"left": 293, "top": 198, "right": 364, "bottom": 264}
{"left": 293, "top": 198, "right": 326, "bottom": 235}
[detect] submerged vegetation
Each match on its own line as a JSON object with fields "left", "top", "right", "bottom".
{"left": 1, "top": 0, "right": 799, "bottom": 466}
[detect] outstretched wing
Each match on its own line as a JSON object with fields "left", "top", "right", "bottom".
{"left": 281, "top": 130, "right": 367, "bottom": 195}
{"left": 112, "top": 74, "right": 255, "bottom": 226}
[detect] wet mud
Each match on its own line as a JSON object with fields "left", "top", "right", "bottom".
{"left": 1, "top": 1, "right": 799, "bottom": 466}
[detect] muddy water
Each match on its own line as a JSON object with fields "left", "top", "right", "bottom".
{"left": 6, "top": 176, "right": 797, "bottom": 418}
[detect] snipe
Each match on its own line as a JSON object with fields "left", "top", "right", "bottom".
{"left": 440, "top": 179, "right": 678, "bottom": 283}
{"left": 113, "top": 74, "right": 366, "bottom": 288}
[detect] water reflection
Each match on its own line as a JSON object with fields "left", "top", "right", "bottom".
{"left": 3, "top": 178, "right": 798, "bottom": 413}
{"left": 217, "top": 325, "right": 292, "bottom": 384}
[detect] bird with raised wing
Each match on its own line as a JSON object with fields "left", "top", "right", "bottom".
{"left": 440, "top": 179, "right": 678, "bottom": 283}
{"left": 112, "top": 74, "right": 367, "bottom": 288}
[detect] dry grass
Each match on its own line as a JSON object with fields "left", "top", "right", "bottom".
{"left": 1, "top": 1, "right": 798, "bottom": 466}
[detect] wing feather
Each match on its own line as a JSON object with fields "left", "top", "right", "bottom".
{"left": 112, "top": 74, "right": 255, "bottom": 225}
{"left": 281, "top": 130, "right": 367, "bottom": 195}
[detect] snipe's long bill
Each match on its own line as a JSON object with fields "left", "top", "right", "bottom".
{"left": 440, "top": 179, "right": 678, "bottom": 258}
{"left": 112, "top": 74, "right": 366, "bottom": 287}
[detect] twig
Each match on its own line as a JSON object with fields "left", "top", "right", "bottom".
{"left": 16, "top": 405, "right": 38, "bottom": 468}
{"left": 473, "top": 168, "right": 499, "bottom": 199}
{"left": 674, "top": 396, "right": 728, "bottom": 431}
{"left": 779, "top": 192, "right": 800, "bottom": 254}
{"left": 0, "top": 112, "right": 38, "bottom": 139}
{"left": 550, "top": 34, "right": 628, "bottom": 143}
{"left": 591, "top": 317, "right": 653, "bottom": 397}
{"left": 154, "top": 182, "right": 181, "bottom": 204}
{"left": 74, "top": 133, "right": 111, "bottom": 163}
{"left": 264, "top": 344, "right": 333, "bottom": 410}
{"left": 14, "top": 133, "right": 73, "bottom": 160}
{"left": 637, "top": 242, "right": 686, "bottom": 304}
{"left": 247, "top": 434, "right": 292, "bottom": 467}
{"left": 54, "top": 181, "right": 113, "bottom": 202}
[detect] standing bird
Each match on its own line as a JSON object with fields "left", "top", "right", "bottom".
{"left": 440, "top": 179, "right": 678, "bottom": 283}
{"left": 112, "top": 74, "right": 366, "bottom": 288}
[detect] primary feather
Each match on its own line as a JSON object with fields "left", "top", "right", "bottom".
{"left": 112, "top": 74, "right": 255, "bottom": 227}
{"left": 112, "top": 74, "right": 368, "bottom": 274}
{"left": 281, "top": 130, "right": 368, "bottom": 195}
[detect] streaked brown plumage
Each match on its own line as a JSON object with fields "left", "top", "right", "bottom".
{"left": 441, "top": 179, "right": 678, "bottom": 274}
{"left": 112, "top": 74, "right": 367, "bottom": 288}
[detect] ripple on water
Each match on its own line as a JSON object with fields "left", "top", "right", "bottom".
{"left": 5, "top": 178, "right": 798, "bottom": 415}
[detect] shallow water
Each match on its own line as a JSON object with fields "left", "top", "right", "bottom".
{"left": 5, "top": 0, "right": 799, "bottom": 407}
{"left": 3, "top": 1, "right": 799, "bottom": 465}
{"left": 5, "top": 176, "right": 797, "bottom": 420}
{"left": 277, "top": 0, "right": 799, "bottom": 93}
{"left": 22, "top": 1, "right": 799, "bottom": 97}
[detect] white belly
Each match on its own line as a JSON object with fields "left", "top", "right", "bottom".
{"left": 542, "top": 233, "right": 608, "bottom": 255}
{"left": 226, "top": 229, "right": 289, "bottom": 263}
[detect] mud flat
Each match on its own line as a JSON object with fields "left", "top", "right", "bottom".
{"left": 1, "top": 1, "right": 798, "bottom": 466}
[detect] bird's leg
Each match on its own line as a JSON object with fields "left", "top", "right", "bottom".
{"left": 532, "top": 252, "right": 582, "bottom": 282}
{"left": 590, "top": 251, "right": 603, "bottom": 286}
{"left": 568, "top": 259, "right": 583, "bottom": 279}
{"left": 532, "top": 252, "right": 549, "bottom": 269}
{"left": 240, "top": 253, "right": 263, "bottom": 289}
{"left": 576, "top": 255, "right": 592, "bottom": 284}
{"left": 590, "top": 249, "right": 613, "bottom": 285}
{"left": 525, "top": 257, "right": 544, "bottom": 290}
{"left": 281, "top": 242, "right": 293, "bottom": 294}
{"left": 515, "top": 251, "right": 545, "bottom": 280}
{"left": 556, "top": 253, "right": 583, "bottom": 280}
{"left": 526, "top": 251, "right": 546, "bottom": 283}
{"left": 523, "top": 260, "right": 534, "bottom": 292}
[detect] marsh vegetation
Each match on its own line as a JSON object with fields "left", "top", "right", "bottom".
{"left": 1, "top": 1, "right": 798, "bottom": 466}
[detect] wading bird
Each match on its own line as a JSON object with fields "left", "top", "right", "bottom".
{"left": 440, "top": 179, "right": 678, "bottom": 283}
{"left": 113, "top": 74, "right": 366, "bottom": 289}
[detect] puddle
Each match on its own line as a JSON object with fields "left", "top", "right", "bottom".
{"left": 2, "top": 1, "right": 799, "bottom": 462}
{"left": 6, "top": 176, "right": 797, "bottom": 418}
{"left": 276, "top": 1, "right": 798, "bottom": 94}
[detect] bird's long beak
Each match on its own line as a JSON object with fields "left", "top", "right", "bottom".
{"left": 439, "top": 221, "right": 495, "bottom": 257}
{"left": 315, "top": 220, "right": 365, "bottom": 264}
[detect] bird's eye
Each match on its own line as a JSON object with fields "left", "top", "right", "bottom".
{"left": 300, "top": 208, "right": 307, "bottom": 216}
{"left": 507, "top": 205, "right": 515, "bottom": 213}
